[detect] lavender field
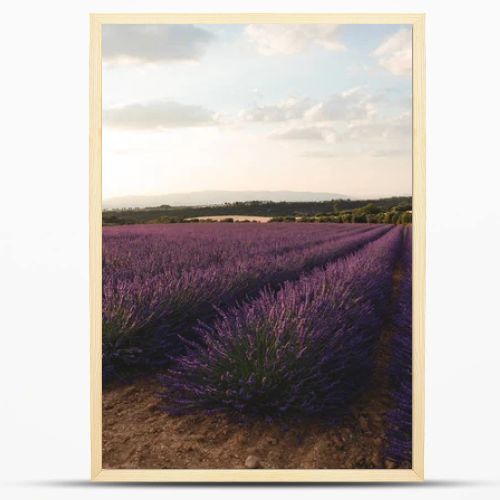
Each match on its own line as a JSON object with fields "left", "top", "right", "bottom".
{"left": 102, "top": 222, "right": 412, "bottom": 469}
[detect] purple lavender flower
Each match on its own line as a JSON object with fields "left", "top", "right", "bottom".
{"left": 161, "top": 227, "right": 404, "bottom": 416}
{"left": 103, "top": 223, "right": 393, "bottom": 381}
{"left": 386, "top": 227, "right": 412, "bottom": 465}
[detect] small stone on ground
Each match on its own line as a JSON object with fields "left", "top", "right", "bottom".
{"left": 245, "top": 455, "right": 261, "bottom": 469}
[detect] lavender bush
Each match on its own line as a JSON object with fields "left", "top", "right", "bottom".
{"left": 103, "top": 223, "right": 392, "bottom": 381}
{"left": 386, "top": 227, "right": 412, "bottom": 465}
{"left": 161, "top": 227, "right": 403, "bottom": 416}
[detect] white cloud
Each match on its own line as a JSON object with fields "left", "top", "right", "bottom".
{"left": 373, "top": 29, "right": 412, "bottom": 76}
{"left": 102, "top": 24, "right": 215, "bottom": 64}
{"left": 241, "top": 87, "right": 377, "bottom": 125}
{"left": 103, "top": 100, "right": 217, "bottom": 129}
{"left": 239, "top": 87, "right": 411, "bottom": 152}
{"left": 239, "top": 97, "right": 314, "bottom": 122}
{"left": 304, "top": 87, "right": 377, "bottom": 122}
{"left": 270, "top": 108, "right": 411, "bottom": 158}
{"left": 340, "top": 112, "right": 411, "bottom": 142}
{"left": 244, "top": 24, "right": 344, "bottom": 55}
{"left": 369, "top": 148, "right": 409, "bottom": 157}
{"left": 270, "top": 126, "right": 325, "bottom": 141}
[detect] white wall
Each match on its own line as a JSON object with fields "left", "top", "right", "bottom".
{"left": 1, "top": 1, "right": 499, "bottom": 499}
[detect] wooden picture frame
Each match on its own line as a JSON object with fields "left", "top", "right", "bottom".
{"left": 90, "top": 12, "right": 425, "bottom": 482}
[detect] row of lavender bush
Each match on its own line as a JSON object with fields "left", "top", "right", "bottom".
{"left": 103, "top": 223, "right": 392, "bottom": 382}
{"left": 161, "top": 226, "right": 403, "bottom": 416}
{"left": 103, "top": 223, "right": 372, "bottom": 277}
{"left": 386, "top": 227, "right": 413, "bottom": 465}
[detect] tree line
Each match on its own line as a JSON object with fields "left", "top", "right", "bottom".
{"left": 103, "top": 197, "right": 412, "bottom": 225}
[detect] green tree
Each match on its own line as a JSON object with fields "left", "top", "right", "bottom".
{"left": 401, "top": 212, "right": 412, "bottom": 223}
{"left": 352, "top": 213, "right": 367, "bottom": 223}
{"left": 362, "top": 203, "right": 380, "bottom": 215}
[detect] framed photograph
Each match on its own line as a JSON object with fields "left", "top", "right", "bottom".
{"left": 90, "top": 13, "right": 425, "bottom": 482}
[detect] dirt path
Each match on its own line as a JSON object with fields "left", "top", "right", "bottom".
{"left": 102, "top": 254, "right": 408, "bottom": 470}
{"left": 103, "top": 376, "right": 393, "bottom": 469}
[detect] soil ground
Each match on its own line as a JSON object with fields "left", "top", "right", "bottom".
{"left": 102, "top": 261, "right": 409, "bottom": 470}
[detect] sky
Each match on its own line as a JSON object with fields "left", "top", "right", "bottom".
{"left": 102, "top": 24, "right": 412, "bottom": 201}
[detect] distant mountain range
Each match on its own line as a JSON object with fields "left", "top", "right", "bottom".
{"left": 103, "top": 190, "right": 350, "bottom": 209}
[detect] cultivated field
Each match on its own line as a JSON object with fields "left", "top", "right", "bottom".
{"left": 188, "top": 215, "right": 272, "bottom": 222}
{"left": 102, "top": 222, "right": 412, "bottom": 469}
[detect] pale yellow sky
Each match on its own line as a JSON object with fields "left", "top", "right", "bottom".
{"left": 102, "top": 24, "right": 412, "bottom": 200}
